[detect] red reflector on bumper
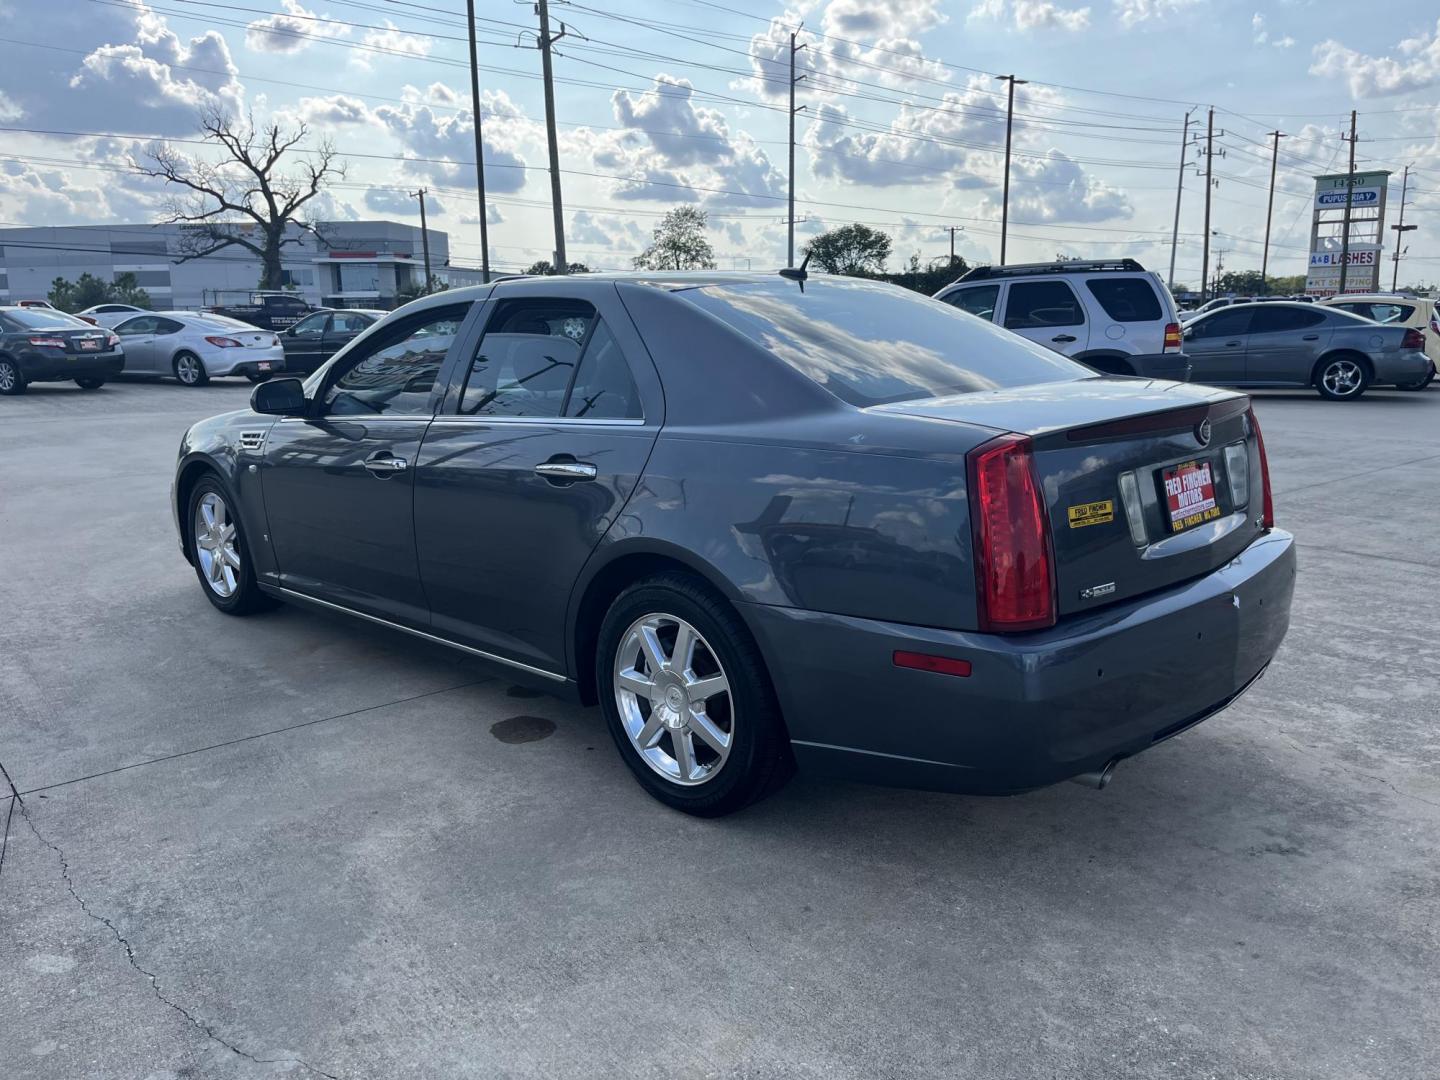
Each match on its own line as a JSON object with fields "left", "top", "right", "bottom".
{"left": 893, "top": 651, "right": 972, "bottom": 678}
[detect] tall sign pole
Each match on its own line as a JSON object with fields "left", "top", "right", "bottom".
{"left": 1260, "top": 129, "right": 1285, "bottom": 291}
{"left": 1168, "top": 109, "right": 1193, "bottom": 292}
{"left": 1339, "top": 109, "right": 1357, "bottom": 295}
{"left": 465, "top": 0, "right": 491, "bottom": 282}
{"left": 537, "top": 0, "right": 568, "bottom": 273}
{"left": 996, "top": 74, "right": 1027, "bottom": 265}
{"left": 787, "top": 31, "right": 808, "bottom": 268}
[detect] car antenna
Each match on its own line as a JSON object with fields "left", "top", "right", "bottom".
{"left": 778, "top": 251, "right": 812, "bottom": 290}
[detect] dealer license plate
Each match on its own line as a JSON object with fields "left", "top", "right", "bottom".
{"left": 257, "top": 361, "right": 272, "bottom": 371}
{"left": 78, "top": 338, "right": 100, "bottom": 351}
{"left": 1162, "top": 460, "right": 1221, "bottom": 532}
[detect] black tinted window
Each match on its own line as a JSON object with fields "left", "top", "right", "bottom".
{"left": 1004, "top": 282, "right": 1084, "bottom": 329}
{"left": 1251, "top": 307, "right": 1326, "bottom": 333}
{"left": 1191, "top": 308, "right": 1253, "bottom": 338}
{"left": 326, "top": 305, "right": 466, "bottom": 416}
{"left": 565, "top": 322, "right": 642, "bottom": 419}
{"left": 461, "top": 299, "right": 592, "bottom": 417}
{"left": 154, "top": 318, "right": 185, "bottom": 335}
{"left": 1086, "top": 277, "right": 1162, "bottom": 322}
{"left": 945, "top": 285, "right": 999, "bottom": 322}
{"left": 680, "top": 277, "right": 1086, "bottom": 407}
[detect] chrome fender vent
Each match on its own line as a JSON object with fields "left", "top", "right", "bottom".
{"left": 237, "top": 431, "right": 266, "bottom": 453}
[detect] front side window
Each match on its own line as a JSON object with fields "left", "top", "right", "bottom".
{"left": 945, "top": 285, "right": 1000, "bottom": 322}
{"left": 1004, "top": 281, "right": 1085, "bottom": 329}
{"left": 461, "top": 299, "right": 592, "bottom": 418}
{"left": 1086, "top": 277, "right": 1163, "bottom": 322}
{"left": 1190, "top": 308, "right": 1254, "bottom": 339}
{"left": 325, "top": 305, "right": 467, "bottom": 416}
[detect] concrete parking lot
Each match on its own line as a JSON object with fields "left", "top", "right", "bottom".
{"left": 2, "top": 377, "right": 1437, "bottom": 1079}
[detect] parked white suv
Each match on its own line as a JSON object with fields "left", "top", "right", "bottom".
{"left": 934, "top": 259, "right": 1190, "bottom": 381}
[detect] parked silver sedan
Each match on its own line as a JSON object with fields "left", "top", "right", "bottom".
{"left": 1182, "top": 301, "right": 1432, "bottom": 400}
{"left": 111, "top": 311, "right": 285, "bottom": 385}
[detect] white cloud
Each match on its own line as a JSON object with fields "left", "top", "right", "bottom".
{"left": 245, "top": 1, "right": 349, "bottom": 55}
{"left": 370, "top": 86, "right": 531, "bottom": 194}
{"left": 978, "top": 149, "right": 1131, "bottom": 223}
{"left": 1311, "top": 19, "right": 1440, "bottom": 97}
{"left": 354, "top": 20, "right": 432, "bottom": 69}
{"left": 970, "top": 0, "right": 1091, "bottom": 33}
{"left": 1252, "top": 13, "right": 1294, "bottom": 49}
{"left": 612, "top": 77, "right": 732, "bottom": 167}
{"left": 364, "top": 187, "right": 445, "bottom": 216}
{"left": 294, "top": 94, "right": 373, "bottom": 126}
{"left": 1112, "top": 0, "right": 1197, "bottom": 28}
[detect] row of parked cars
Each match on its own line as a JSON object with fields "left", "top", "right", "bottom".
{"left": 0, "top": 304, "right": 385, "bottom": 395}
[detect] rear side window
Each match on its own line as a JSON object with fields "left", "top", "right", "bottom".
{"left": 944, "top": 284, "right": 999, "bottom": 322}
{"left": 1085, "top": 277, "right": 1162, "bottom": 322}
{"left": 1003, "top": 282, "right": 1084, "bottom": 329}
{"left": 679, "top": 276, "right": 1086, "bottom": 407}
{"left": 1251, "top": 307, "right": 1326, "bottom": 333}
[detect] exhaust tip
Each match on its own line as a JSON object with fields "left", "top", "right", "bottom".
{"left": 1070, "top": 758, "right": 1120, "bottom": 790}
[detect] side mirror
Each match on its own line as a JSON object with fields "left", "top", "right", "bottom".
{"left": 251, "top": 377, "right": 308, "bottom": 417}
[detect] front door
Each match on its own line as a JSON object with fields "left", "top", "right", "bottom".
{"left": 281, "top": 311, "right": 330, "bottom": 374}
{"left": 1181, "top": 307, "right": 1253, "bottom": 384}
{"left": 1001, "top": 280, "right": 1089, "bottom": 357}
{"left": 320, "top": 310, "right": 374, "bottom": 366}
{"left": 1245, "top": 305, "right": 1331, "bottom": 384}
{"left": 260, "top": 302, "right": 476, "bottom": 626}
{"left": 112, "top": 315, "right": 160, "bottom": 373}
{"left": 414, "top": 285, "right": 663, "bottom": 675}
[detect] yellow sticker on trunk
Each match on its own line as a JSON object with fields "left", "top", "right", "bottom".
{"left": 1067, "top": 500, "right": 1115, "bottom": 528}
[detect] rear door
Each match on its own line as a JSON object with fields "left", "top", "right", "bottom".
{"left": 282, "top": 311, "right": 330, "bottom": 373}
{"left": 112, "top": 315, "right": 161, "bottom": 373}
{"left": 322, "top": 311, "right": 373, "bottom": 362}
{"left": 1000, "top": 280, "right": 1089, "bottom": 357}
{"left": 413, "top": 284, "right": 663, "bottom": 674}
{"left": 1246, "top": 306, "right": 1331, "bottom": 384}
{"left": 1181, "top": 307, "right": 1253, "bottom": 384}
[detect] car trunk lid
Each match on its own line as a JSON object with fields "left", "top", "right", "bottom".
{"left": 876, "top": 378, "right": 1265, "bottom": 618}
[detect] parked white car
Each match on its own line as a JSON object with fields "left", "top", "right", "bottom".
{"left": 111, "top": 311, "right": 286, "bottom": 385}
{"left": 75, "top": 303, "right": 150, "bottom": 328}
{"left": 1318, "top": 293, "right": 1439, "bottom": 386}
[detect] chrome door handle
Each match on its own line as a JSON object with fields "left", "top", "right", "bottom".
{"left": 1302, "top": 334, "right": 1320, "bottom": 341}
{"left": 363, "top": 454, "right": 408, "bottom": 473}
{"left": 534, "top": 461, "right": 597, "bottom": 482}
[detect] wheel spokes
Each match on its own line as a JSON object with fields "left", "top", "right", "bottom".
{"left": 688, "top": 709, "right": 730, "bottom": 755}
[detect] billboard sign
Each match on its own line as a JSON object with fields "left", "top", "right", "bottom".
{"left": 1308, "top": 247, "right": 1379, "bottom": 267}
{"left": 1315, "top": 187, "right": 1382, "bottom": 210}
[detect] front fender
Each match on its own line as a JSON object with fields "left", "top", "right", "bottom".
{"left": 172, "top": 412, "right": 276, "bottom": 573}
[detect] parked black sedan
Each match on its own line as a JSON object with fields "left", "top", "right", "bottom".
{"left": 276, "top": 307, "right": 385, "bottom": 375}
{"left": 0, "top": 306, "right": 124, "bottom": 394}
{"left": 172, "top": 273, "right": 1295, "bottom": 815}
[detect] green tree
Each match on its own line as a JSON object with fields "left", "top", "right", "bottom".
{"left": 110, "top": 272, "right": 153, "bottom": 308}
{"left": 524, "top": 260, "right": 591, "bottom": 275}
{"left": 880, "top": 251, "right": 969, "bottom": 295}
{"left": 633, "top": 206, "right": 715, "bottom": 271}
{"left": 134, "top": 108, "right": 345, "bottom": 291}
{"left": 1214, "top": 269, "right": 1267, "bottom": 296}
{"left": 47, "top": 272, "right": 152, "bottom": 313}
{"left": 803, "top": 224, "right": 892, "bottom": 276}
{"left": 394, "top": 275, "right": 449, "bottom": 307}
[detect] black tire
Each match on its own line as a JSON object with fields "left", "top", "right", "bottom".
{"left": 1397, "top": 366, "right": 1436, "bottom": 391}
{"left": 74, "top": 377, "right": 106, "bottom": 390}
{"left": 186, "top": 475, "right": 276, "bottom": 615}
{"left": 596, "top": 573, "right": 793, "bottom": 816}
{"left": 173, "top": 351, "right": 209, "bottom": 387}
{"left": 0, "top": 357, "right": 26, "bottom": 396}
{"left": 1314, "top": 353, "right": 1371, "bottom": 401}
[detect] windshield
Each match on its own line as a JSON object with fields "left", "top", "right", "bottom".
{"left": 678, "top": 276, "right": 1087, "bottom": 407}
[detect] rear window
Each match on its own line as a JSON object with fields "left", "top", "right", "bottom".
{"left": 1086, "top": 277, "right": 1163, "bottom": 322}
{"left": 678, "top": 277, "right": 1087, "bottom": 407}
{"left": 0, "top": 308, "right": 84, "bottom": 330}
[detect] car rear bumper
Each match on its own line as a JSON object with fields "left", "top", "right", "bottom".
{"left": 744, "top": 528, "right": 1296, "bottom": 795}
{"left": 17, "top": 349, "right": 125, "bottom": 381}
{"left": 1128, "top": 351, "right": 1192, "bottom": 381}
{"left": 1373, "top": 349, "right": 1432, "bottom": 384}
{"left": 207, "top": 351, "right": 286, "bottom": 377}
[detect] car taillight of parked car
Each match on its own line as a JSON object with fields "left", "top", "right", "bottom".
{"left": 204, "top": 335, "right": 244, "bottom": 348}
{"left": 1247, "top": 407, "right": 1275, "bottom": 530}
{"left": 1401, "top": 328, "right": 1425, "bottom": 350}
{"left": 27, "top": 336, "right": 67, "bottom": 348}
{"left": 1163, "top": 322, "right": 1183, "bottom": 351}
{"left": 106, "top": 333, "right": 120, "bottom": 348}
{"left": 966, "top": 433, "right": 1056, "bottom": 632}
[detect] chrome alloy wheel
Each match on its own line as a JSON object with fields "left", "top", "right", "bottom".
{"left": 0, "top": 360, "right": 17, "bottom": 392}
{"left": 175, "top": 354, "right": 203, "bottom": 385}
{"left": 1322, "top": 358, "right": 1363, "bottom": 397}
{"left": 194, "top": 491, "right": 240, "bottom": 597}
{"left": 614, "top": 614, "right": 734, "bottom": 786}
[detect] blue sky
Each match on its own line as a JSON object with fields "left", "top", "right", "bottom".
{"left": 1, "top": 0, "right": 1437, "bottom": 284}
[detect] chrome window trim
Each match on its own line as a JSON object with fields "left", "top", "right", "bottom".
{"left": 430, "top": 415, "right": 647, "bottom": 427}
{"left": 272, "top": 587, "right": 569, "bottom": 683}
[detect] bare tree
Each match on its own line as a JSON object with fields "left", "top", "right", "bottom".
{"left": 134, "top": 108, "right": 346, "bottom": 290}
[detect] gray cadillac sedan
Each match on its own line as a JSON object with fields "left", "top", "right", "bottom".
{"left": 172, "top": 273, "right": 1295, "bottom": 815}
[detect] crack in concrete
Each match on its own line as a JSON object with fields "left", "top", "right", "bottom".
{"left": 1274, "top": 730, "right": 1440, "bottom": 812}
{"left": 15, "top": 796, "right": 344, "bottom": 1080}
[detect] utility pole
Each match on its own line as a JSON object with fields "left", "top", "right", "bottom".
{"left": 995, "top": 74, "right": 1027, "bottom": 265}
{"left": 1391, "top": 164, "right": 1416, "bottom": 291}
{"left": 1199, "top": 107, "right": 1223, "bottom": 301}
{"left": 536, "top": 0, "right": 568, "bottom": 273}
{"left": 412, "top": 188, "right": 433, "bottom": 293}
{"left": 948, "top": 225, "right": 964, "bottom": 267}
{"left": 1214, "top": 247, "right": 1229, "bottom": 281}
{"left": 1168, "top": 108, "right": 1193, "bottom": 292}
{"left": 1260, "top": 129, "right": 1285, "bottom": 292}
{"left": 787, "top": 30, "right": 808, "bottom": 268}
{"left": 1339, "top": 109, "right": 1357, "bottom": 295}
{"left": 465, "top": 0, "right": 490, "bottom": 282}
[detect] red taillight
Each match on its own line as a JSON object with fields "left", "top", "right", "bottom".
{"left": 1401, "top": 327, "right": 1425, "bottom": 350}
{"left": 1163, "top": 322, "right": 1182, "bottom": 351}
{"left": 1248, "top": 407, "right": 1274, "bottom": 530}
{"left": 893, "top": 651, "right": 972, "bottom": 678}
{"left": 27, "top": 336, "right": 66, "bottom": 348}
{"left": 204, "top": 335, "right": 243, "bottom": 347}
{"left": 966, "top": 433, "right": 1055, "bottom": 632}
{"left": 105, "top": 333, "right": 120, "bottom": 348}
